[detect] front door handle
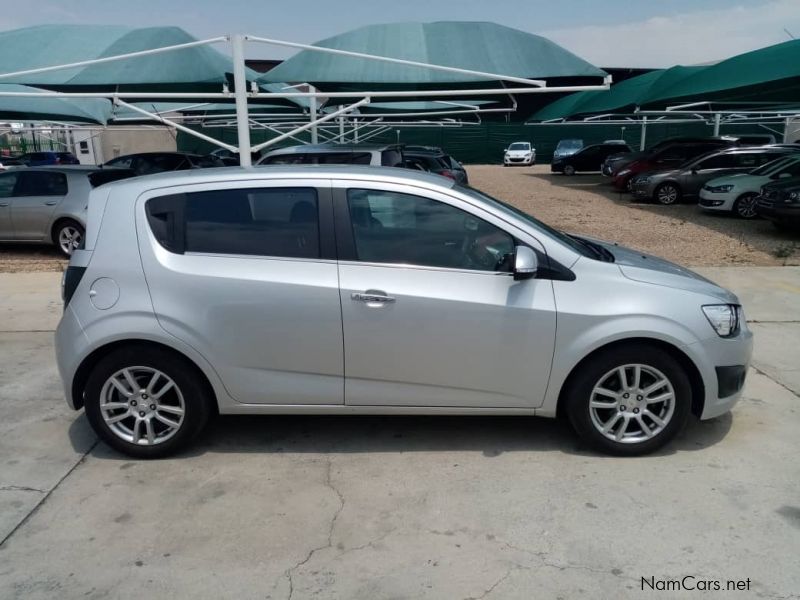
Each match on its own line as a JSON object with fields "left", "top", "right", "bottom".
{"left": 0, "top": 202, "right": 9, "bottom": 207}
{"left": 351, "top": 290, "right": 396, "bottom": 305}
{"left": 45, "top": 200, "right": 58, "bottom": 206}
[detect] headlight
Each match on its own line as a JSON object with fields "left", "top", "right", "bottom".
{"left": 617, "top": 168, "right": 631, "bottom": 177}
{"left": 706, "top": 184, "right": 734, "bottom": 193}
{"left": 702, "top": 304, "right": 742, "bottom": 337}
{"left": 788, "top": 191, "right": 800, "bottom": 203}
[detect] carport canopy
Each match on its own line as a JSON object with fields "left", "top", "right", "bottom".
{"left": 0, "top": 83, "right": 112, "bottom": 124}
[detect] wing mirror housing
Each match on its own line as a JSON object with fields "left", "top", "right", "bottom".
{"left": 513, "top": 246, "right": 538, "bottom": 280}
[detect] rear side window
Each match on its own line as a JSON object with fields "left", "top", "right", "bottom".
{"left": 16, "top": 172, "right": 67, "bottom": 196}
{"left": 380, "top": 149, "right": 403, "bottom": 167}
{"left": 260, "top": 154, "right": 306, "bottom": 165}
{"left": 311, "top": 152, "right": 372, "bottom": 165}
{"left": 146, "top": 187, "right": 320, "bottom": 259}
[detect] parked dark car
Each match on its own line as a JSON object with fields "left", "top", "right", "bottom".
{"left": 756, "top": 177, "right": 800, "bottom": 231}
{"left": 257, "top": 144, "right": 405, "bottom": 167}
{"left": 210, "top": 148, "right": 262, "bottom": 166}
{"left": 18, "top": 151, "right": 80, "bottom": 166}
{"left": 552, "top": 142, "right": 631, "bottom": 175}
{"left": 629, "top": 146, "right": 798, "bottom": 204}
{"left": 0, "top": 157, "right": 24, "bottom": 170}
{"left": 611, "top": 138, "right": 739, "bottom": 191}
{"left": 404, "top": 147, "right": 468, "bottom": 185}
{"left": 104, "top": 152, "right": 225, "bottom": 175}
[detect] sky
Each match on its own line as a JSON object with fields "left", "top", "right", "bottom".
{"left": 2, "top": 0, "right": 799, "bottom": 68}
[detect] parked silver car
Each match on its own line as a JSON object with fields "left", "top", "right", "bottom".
{"left": 0, "top": 166, "right": 134, "bottom": 256}
{"left": 56, "top": 166, "right": 752, "bottom": 458}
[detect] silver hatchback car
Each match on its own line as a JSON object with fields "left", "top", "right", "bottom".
{"left": 55, "top": 166, "right": 752, "bottom": 458}
{"left": 0, "top": 166, "right": 134, "bottom": 256}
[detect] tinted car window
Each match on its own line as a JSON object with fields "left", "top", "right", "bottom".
{"left": 106, "top": 156, "right": 134, "bottom": 168}
{"left": 88, "top": 169, "right": 136, "bottom": 187}
{"left": 0, "top": 172, "right": 18, "bottom": 198}
{"left": 774, "top": 160, "right": 800, "bottom": 178}
{"left": 312, "top": 152, "right": 372, "bottom": 165}
{"left": 347, "top": 189, "right": 514, "bottom": 272}
{"left": 695, "top": 154, "right": 740, "bottom": 170}
{"left": 135, "top": 155, "right": 187, "bottom": 175}
{"left": 16, "top": 171, "right": 68, "bottom": 196}
{"left": 260, "top": 154, "right": 306, "bottom": 165}
{"left": 147, "top": 187, "right": 320, "bottom": 259}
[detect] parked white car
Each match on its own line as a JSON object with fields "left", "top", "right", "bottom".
{"left": 699, "top": 154, "right": 800, "bottom": 218}
{"left": 503, "top": 142, "right": 535, "bottom": 166}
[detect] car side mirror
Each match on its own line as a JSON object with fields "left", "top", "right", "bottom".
{"left": 513, "top": 246, "right": 538, "bottom": 280}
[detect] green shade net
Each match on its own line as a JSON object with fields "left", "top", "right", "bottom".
{"left": 643, "top": 39, "right": 800, "bottom": 107}
{"left": 530, "top": 66, "right": 705, "bottom": 121}
{"left": 260, "top": 21, "right": 606, "bottom": 91}
{"left": 0, "top": 84, "right": 111, "bottom": 123}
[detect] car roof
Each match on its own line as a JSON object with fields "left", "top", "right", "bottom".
{"left": 263, "top": 144, "right": 400, "bottom": 156}
{"left": 97, "top": 165, "right": 457, "bottom": 194}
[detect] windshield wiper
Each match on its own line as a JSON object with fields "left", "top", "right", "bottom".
{"left": 568, "top": 235, "right": 615, "bottom": 263}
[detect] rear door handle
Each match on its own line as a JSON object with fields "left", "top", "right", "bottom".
{"left": 351, "top": 290, "right": 396, "bottom": 305}
{"left": 45, "top": 200, "right": 58, "bottom": 206}
{"left": 0, "top": 202, "right": 9, "bottom": 207}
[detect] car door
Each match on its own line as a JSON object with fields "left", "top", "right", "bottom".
{"left": 0, "top": 172, "right": 19, "bottom": 239}
{"left": 575, "top": 146, "right": 600, "bottom": 171}
{"left": 9, "top": 170, "right": 68, "bottom": 240}
{"left": 685, "top": 153, "right": 751, "bottom": 196}
{"left": 334, "top": 181, "right": 557, "bottom": 408}
{"left": 139, "top": 179, "right": 344, "bottom": 405}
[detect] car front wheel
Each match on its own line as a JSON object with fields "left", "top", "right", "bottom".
{"left": 563, "top": 165, "right": 576, "bottom": 176}
{"left": 54, "top": 219, "right": 84, "bottom": 257}
{"left": 84, "top": 346, "right": 212, "bottom": 458}
{"left": 733, "top": 193, "right": 759, "bottom": 219}
{"left": 655, "top": 183, "right": 681, "bottom": 205}
{"left": 564, "top": 344, "right": 691, "bottom": 456}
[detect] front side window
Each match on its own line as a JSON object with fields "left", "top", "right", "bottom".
{"left": 16, "top": 172, "right": 67, "bottom": 196}
{"left": 774, "top": 160, "right": 800, "bottom": 178}
{"left": 695, "top": 154, "right": 737, "bottom": 170}
{"left": 346, "top": 189, "right": 514, "bottom": 272}
{"left": 380, "top": 149, "right": 403, "bottom": 167}
{"left": 147, "top": 187, "right": 320, "bottom": 259}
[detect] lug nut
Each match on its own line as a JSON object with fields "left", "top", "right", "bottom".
{"left": 623, "top": 393, "right": 630, "bottom": 399}
{"left": 142, "top": 394, "right": 149, "bottom": 400}
{"left": 633, "top": 408, "right": 640, "bottom": 414}
{"left": 620, "top": 405, "right": 627, "bottom": 411}
{"left": 637, "top": 395, "right": 643, "bottom": 401}
{"left": 150, "top": 404, "right": 156, "bottom": 410}
{"left": 139, "top": 411, "right": 145, "bottom": 417}
{"left": 130, "top": 400, "right": 137, "bottom": 407}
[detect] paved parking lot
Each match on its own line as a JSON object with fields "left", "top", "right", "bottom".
{"left": 0, "top": 267, "right": 798, "bottom": 600}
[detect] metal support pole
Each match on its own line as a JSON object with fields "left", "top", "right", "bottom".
{"left": 713, "top": 113, "right": 721, "bottom": 136}
{"left": 231, "top": 34, "right": 252, "bottom": 166}
{"left": 309, "top": 86, "right": 318, "bottom": 144}
{"left": 353, "top": 118, "right": 358, "bottom": 143}
{"left": 338, "top": 106, "right": 345, "bottom": 143}
{"left": 640, "top": 116, "right": 647, "bottom": 151}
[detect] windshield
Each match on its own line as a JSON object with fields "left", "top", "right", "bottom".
{"left": 556, "top": 139, "right": 583, "bottom": 151}
{"left": 456, "top": 185, "right": 597, "bottom": 259}
{"left": 751, "top": 156, "right": 796, "bottom": 176}
{"left": 508, "top": 143, "right": 530, "bottom": 151}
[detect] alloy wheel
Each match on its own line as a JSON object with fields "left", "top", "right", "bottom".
{"left": 656, "top": 184, "right": 679, "bottom": 205}
{"left": 99, "top": 366, "right": 186, "bottom": 446}
{"left": 588, "top": 364, "right": 676, "bottom": 444}
{"left": 58, "top": 225, "right": 82, "bottom": 255}
{"left": 735, "top": 194, "right": 758, "bottom": 219}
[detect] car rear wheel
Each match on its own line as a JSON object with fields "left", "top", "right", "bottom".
{"left": 733, "top": 193, "right": 759, "bottom": 219}
{"left": 564, "top": 344, "right": 691, "bottom": 456}
{"left": 84, "top": 346, "right": 212, "bottom": 458}
{"left": 54, "top": 219, "right": 84, "bottom": 257}
{"left": 563, "top": 165, "right": 576, "bottom": 176}
{"left": 655, "top": 183, "right": 681, "bottom": 205}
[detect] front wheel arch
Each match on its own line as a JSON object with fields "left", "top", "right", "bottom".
{"left": 71, "top": 340, "right": 217, "bottom": 413}
{"left": 556, "top": 337, "right": 705, "bottom": 420}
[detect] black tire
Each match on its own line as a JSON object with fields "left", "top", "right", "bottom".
{"left": 655, "top": 182, "right": 681, "bottom": 205}
{"left": 52, "top": 219, "right": 84, "bottom": 257}
{"left": 563, "top": 165, "right": 576, "bottom": 176}
{"left": 564, "top": 344, "right": 692, "bottom": 456}
{"left": 733, "top": 193, "right": 759, "bottom": 219}
{"left": 84, "top": 346, "right": 213, "bottom": 459}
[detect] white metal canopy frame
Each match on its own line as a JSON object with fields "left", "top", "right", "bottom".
{"left": 0, "top": 31, "right": 612, "bottom": 165}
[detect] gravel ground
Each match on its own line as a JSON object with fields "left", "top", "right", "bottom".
{"left": 0, "top": 164, "right": 797, "bottom": 272}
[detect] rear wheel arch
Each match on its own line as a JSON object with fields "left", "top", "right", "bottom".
{"left": 556, "top": 337, "right": 705, "bottom": 419}
{"left": 71, "top": 339, "right": 217, "bottom": 412}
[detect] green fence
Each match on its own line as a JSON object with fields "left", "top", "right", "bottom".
{"left": 178, "top": 121, "right": 780, "bottom": 164}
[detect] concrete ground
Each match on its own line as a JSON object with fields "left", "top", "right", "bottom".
{"left": 0, "top": 269, "right": 798, "bottom": 600}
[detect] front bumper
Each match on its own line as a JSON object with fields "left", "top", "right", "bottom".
{"left": 756, "top": 198, "right": 800, "bottom": 226}
{"left": 687, "top": 323, "right": 754, "bottom": 420}
{"left": 504, "top": 155, "right": 535, "bottom": 166}
{"left": 630, "top": 178, "right": 657, "bottom": 200}
{"left": 698, "top": 189, "right": 736, "bottom": 212}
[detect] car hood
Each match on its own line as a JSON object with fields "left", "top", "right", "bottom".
{"left": 705, "top": 173, "right": 767, "bottom": 188}
{"left": 591, "top": 239, "right": 738, "bottom": 303}
{"left": 762, "top": 176, "right": 800, "bottom": 192}
{"left": 506, "top": 150, "right": 532, "bottom": 156}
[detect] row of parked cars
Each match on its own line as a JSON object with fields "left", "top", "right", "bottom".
{"left": 599, "top": 136, "right": 800, "bottom": 230}
{"left": 0, "top": 144, "right": 468, "bottom": 257}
